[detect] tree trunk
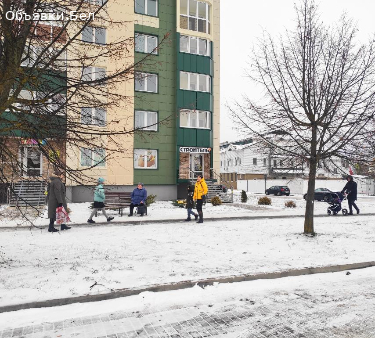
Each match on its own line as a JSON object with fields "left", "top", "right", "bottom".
{"left": 304, "top": 157, "right": 317, "bottom": 234}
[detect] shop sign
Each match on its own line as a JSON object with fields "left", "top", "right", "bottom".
{"left": 179, "top": 147, "right": 211, "bottom": 153}
{"left": 20, "top": 139, "right": 47, "bottom": 145}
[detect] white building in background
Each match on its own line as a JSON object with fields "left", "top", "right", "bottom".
{"left": 220, "top": 138, "right": 352, "bottom": 184}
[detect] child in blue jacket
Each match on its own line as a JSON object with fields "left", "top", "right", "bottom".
{"left": 87, "top": 178, "right": 114, "bottom": 223}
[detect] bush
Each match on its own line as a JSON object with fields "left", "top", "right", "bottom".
{"left": 146, "top": 194, "right": 157, "bottom": 206}
{"left": 285, "top": 200, "right": 296, "bottom": 208}
{"left": 210, "top": 196, "right": 222, "bottom": 206}
{"left": 258, "top": 196, "right": 272, "bottom": 205}
{"left": 241, "top": 190, "right": 248, "bottom": 203}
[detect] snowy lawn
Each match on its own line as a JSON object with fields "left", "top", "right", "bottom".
{"left": 1, "top": 213, "right": 375, "bottom": 307}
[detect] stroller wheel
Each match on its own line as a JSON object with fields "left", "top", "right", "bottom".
{"left": 327, "top": 209, "right": 331, "bottom": 215}
{"left": 342, "top": 209, "right": 348, "bottom": 216}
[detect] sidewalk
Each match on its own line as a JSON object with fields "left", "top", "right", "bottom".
{"left": 2, "top": 266, "right": 375, "bottom": 337}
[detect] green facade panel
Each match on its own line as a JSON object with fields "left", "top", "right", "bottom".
{"left": 176, "top": 33, "right": 214, "bottom": 150}
{"left": 134, "top": 1, "right": 177, "bottom": 185}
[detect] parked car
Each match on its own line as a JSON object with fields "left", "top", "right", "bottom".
{"left": 265, "top": 186, "right": 290, "bottom": 196}
{"left": 303, "top": 188, "right": 343, "bottom": 201}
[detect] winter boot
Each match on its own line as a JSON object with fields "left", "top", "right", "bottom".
{"left": 61, "top": 224, "right": 71, "bottom": 230}
{"left": 107, "top": 217, "right": 114, "bottom": 222}
{"left": 197, "top": 212, "right": 203, "bottom": 223}
{"left": 185, "top": 217, "right": 191, "bottom": 221}
{"left": 194, "top": 213, "right": 198, "bottom": 221}
{"left": 87, "top": 219, "right": 96, "bottom": 224}
{"left": 48, "top": 227, "right": 59, "bottom": 232}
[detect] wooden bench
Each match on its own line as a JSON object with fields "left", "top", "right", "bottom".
{"left": 94, "top": 192, "right": 132, "bottom": 217}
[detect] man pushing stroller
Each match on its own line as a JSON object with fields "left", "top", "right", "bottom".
{"left": 341, "top": 175, "right": 360, "bottom": 215}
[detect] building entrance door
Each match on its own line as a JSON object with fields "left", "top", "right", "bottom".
{"left": 20, "top": 147, "right": 42, "bottom": 177}
{"left": 190, "top": 153, "right": 204, "bottom": 179}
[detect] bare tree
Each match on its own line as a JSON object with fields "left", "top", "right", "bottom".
{"left": 230, "top": 0, "right": 375, "bottom": 235}
{"left": 0, "top": 0, "right": 172, "bottom": 209}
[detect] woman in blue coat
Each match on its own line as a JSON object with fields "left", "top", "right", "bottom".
{"left": 128, "top": 182, "right": 147, "bottom": 216}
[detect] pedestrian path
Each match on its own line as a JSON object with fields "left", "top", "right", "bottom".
{"left": 2, "top": 268, "right": 375, "bottom": 338}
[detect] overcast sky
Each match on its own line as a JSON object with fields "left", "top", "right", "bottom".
{"left": 220, "top": 0, "right": 375, "bottom": 143}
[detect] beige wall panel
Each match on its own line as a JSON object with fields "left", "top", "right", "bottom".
{"left": 66, "top": 0, "right": 135, "bottom": 186}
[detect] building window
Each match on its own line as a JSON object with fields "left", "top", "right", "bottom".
{"left": 82, "top": 67, "right": 106, "bottom": 86}
{"left": 180, "top": 35, "right": 210, "bottom": 57}
{"left": 263, "top": 158, "right": 267, "bottom": 166}
{"left": 180, "top": 0, "right": 211, "bottom": 34}
{"left": 80, "top": 148, "right": 106, "bottom": 167}
{"left": 135, "top": 72, "right": 158, "bottom": 93}
{"left": 253, "top": 158, "right": 257, "bottom": 165}
{"left": 180, "top": 71, "right": 211, "bottom": 92}
{"left": 135, "top": 110, "right": 158, "bottom": 131}
{"left": 134, "top": 149, "right": 157, "bottom": 169}
{"left": 135, "top": 33, "right": 158, "bottom": 54}
{"left": 82, "top": 26, "right": 106, "bottom": 44}
{"left": 180, "top": 109, "right": 210, "bottom": 129}
{"left": 135, "top": 0, "right": 158, "bottom": 17}
{"left": 20, "top": 147, "right": 42, "bottom": 177}
{"left": 273, "top": 160, "right": 277, "bottom": 167}
{"left": 81, "top": 107, "right": 106, "bottom": 126}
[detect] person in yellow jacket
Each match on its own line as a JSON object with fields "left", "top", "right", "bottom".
{"left": 193, "top": 175, "right": 208, "bottom": 223}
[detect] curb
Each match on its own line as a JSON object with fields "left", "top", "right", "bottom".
{"left": 1, "top": 261, "right": 375, "bottom": 313}
{"left": 2, "top": 213, "right": 375, "bottom": 231}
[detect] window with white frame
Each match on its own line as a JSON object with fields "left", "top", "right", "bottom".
{"left": 263, "top": 158, "right": 267, "bottom": 166}
{"left": 135, "top": 72, "right": 158, "bottom": 93}
{"left": 135, "top": 33, "right": 158, "bottom": 54}
{"left": 180, "top": 0, "right": 211, "bottom": 34}
{"left": 135, "top": 0, "right": 158, "bottom": 16}
{"left": 135, "top": 110, "right": 157, "bottom": 131}
{"left": 82, "top": 66, "right": 106, "bottom": 86}
{"left": 81, "top": 107, "right": 106, "bottom": 126}
{"left": 82, "top": 26, "right": 106, "bottom": 45}
{"left": 180, "top": 109, "right": 210, "bottom": 129}
{"left": 180, "top": 35, "right": 210, "bottom": 56}
{"left": 134, "top": 149, "right": 157, "bottom": 169}
{"left": 253, "top": 158, "right": 257, "bottom": 165}
{"left": 80, "top": 148, "right": 106, "bottom": 167}
{"left": 180, "top": 71, "right": 210, "bottom": 92}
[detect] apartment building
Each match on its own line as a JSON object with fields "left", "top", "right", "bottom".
{"left": 66, "top": 0, "right": 220, "bottom": 201}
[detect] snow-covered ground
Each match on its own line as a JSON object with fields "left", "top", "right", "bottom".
{"left": 0, "top": 191, "right": 374, "bottom": 227}
{"left": 1, "top": 203, "right": 375, "bottom": 308}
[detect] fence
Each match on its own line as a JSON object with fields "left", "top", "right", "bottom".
{"left": 238, "top": 176, "right": 375, "bottom": 195}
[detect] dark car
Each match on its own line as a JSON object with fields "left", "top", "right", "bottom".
{"left": 303, "top": 188, "right": 343, "bottom": 201}
{"left": 265, "top": 186, "right": 290, "bottom": 196}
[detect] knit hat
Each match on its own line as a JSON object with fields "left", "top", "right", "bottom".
{"left": 138, "top": 182, "right": 144, "bottom": 186}
{"left": 98, "top": 177, "right": 105, "bottom": 183}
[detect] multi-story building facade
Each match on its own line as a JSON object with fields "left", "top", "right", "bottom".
{"left": 65, "top": 0, "right": 220, "bottom": 201}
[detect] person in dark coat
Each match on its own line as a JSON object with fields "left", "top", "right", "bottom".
{"left": 341, "top": 175, "right": 360, "bottom": 215}
{"left": 128, "top": 182, "right": 147, "bottom": 216}
{"left": 185, "top": 185, "right": 198, "bottom": 221}
{"left": 47, "top": 170, "right": 70, "bottom": 232}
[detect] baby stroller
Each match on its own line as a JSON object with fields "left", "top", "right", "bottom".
{"left": 327, "top": 193, "right": 348, "bottom": 216}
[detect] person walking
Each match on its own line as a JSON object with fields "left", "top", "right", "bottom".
{"left": 341, "top": 175, "right": 360, "bottom": 215}
{"left": 193, "top": 175, "right": 208, "bottom": 223}
{"left": 128, "top": 183, "right": 147, "bottom": 216}
{"left": 87, "top": 178, "right": 114, "bottom": 223}
{"left": 47, "top": 170, "right": 70, "bottom": 232}
{"left": 185, "top": 185, "right": 198, "bottom": 221}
